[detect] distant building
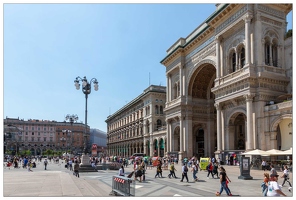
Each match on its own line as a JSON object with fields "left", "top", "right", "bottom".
{"left": 3, "top": 117, "right": 90, "bottom": 156}
{"left": 90, "top": 128, "right": 107, "bottom": 156}
{"left": 106, "top": 85, "right": 166, "bottom": 157}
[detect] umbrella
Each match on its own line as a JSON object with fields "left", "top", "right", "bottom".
{"left": 265, "top": 149, "right": 283, "bottom": 155}
{"left": 242, "top": 149, "right": 270, "bottom": 156}
{"left": 276, "top": 147, "right": 292, "bottom": 155}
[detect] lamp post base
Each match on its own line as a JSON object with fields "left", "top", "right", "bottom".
{"left": 79, "top": 154, "right": 97, "bottom": 172}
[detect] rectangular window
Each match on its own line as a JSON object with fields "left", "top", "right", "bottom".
{"left": 44, "top": 127, "right": 46, "bottom": 131}
{"left": 25, "top": 137, "right": 28, "bottom": 141}
{"left": 38, "top": 132, "right": 40, "bottom": 136}
{"left": 32, "top": 132, "right": 34, "bottom": 135}
{"left": 32, "top": 127, "right": 34, "bottom": 130}
{"left": 38, "top": 137, "right": 40, "bottom": 142}
{"left": 50, "top": 137, "right": 53, "bottom": 142}
{"left": 44, "top": 137, "right": 46, "bottom": 142}
{"left": 31, "top": 137, "right": 34, "bottom": 141}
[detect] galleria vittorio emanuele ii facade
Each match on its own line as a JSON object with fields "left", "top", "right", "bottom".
{"left": 106, "top": 4, "right": 292, "bottom": 162}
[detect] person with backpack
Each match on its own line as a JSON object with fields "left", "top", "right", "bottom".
{"left": 206, "top": 161, "right": 214, "bottom": 179}
{"left": 155, "top": 162, "right": 162, "bottom": 178}
{"left": 212, "top": 162, "right": 219, "bottom": 178}
{"left": 180, "top": 163, "right": 189, "bottom": 182}
{"left": 168, "top": 162, "right": 177, "bottom": 178}
{"left": 191, "top": 161, "right": 199, "bottom": 181}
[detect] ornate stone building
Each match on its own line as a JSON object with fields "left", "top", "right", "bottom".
{"left": 106, "top": 85, "right": 166, "bottom": 157}
{"left": 4, "top": 117, "right": 89, "bottom": 156}
{"left": 160, "top": 4, "right": 292, "bottom": 161}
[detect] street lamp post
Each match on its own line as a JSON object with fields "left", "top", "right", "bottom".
{"left": 65, "top": 114, "right": 78, "bottom": 155}
{"left": 74, "top": 76, "right": 98, "bottom": 171}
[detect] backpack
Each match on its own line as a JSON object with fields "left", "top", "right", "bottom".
{"left": 184, "top": 165, "right": 188, "bottom": 172}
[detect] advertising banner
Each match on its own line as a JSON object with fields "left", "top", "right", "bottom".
{"left": 91, "top": 144, "right": 97, "bottom": 157}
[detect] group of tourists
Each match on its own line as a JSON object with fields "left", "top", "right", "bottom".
{"left": 261, "top": 164, "right": 292, "bottom": 196}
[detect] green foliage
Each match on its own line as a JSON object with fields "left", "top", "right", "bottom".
{"left": 285, "top": 29, "right": 292, "bottom": 39}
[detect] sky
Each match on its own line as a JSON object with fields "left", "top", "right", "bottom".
{"left": 1, "top": 1, "right": 293, "bottom": 133}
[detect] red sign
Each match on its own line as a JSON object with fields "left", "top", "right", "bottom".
{"left": 92, "top": 144, "right": 97, "bottom": 156}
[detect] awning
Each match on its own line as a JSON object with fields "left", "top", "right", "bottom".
{"left": 276, "top": 148, "right": 293, "bottom": 155}
{"left": 241, "top": 149, "right": 270, "bottom": 156}
{"left": 265, "top": 149, "right": 284, "bottom": 155}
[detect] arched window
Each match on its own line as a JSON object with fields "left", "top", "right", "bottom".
{"left": 272, "top": 40, "right": 278, "bottom": 67}
{"left": 155, "top": 105, "right": 159, "bottom": 114}
{"left": 265, "top": 40, "right": 271, "bottom": 65}
{"left": 240, "top": 47, "right": 245, "bottom": 67}
{"left": 160, "top": 106, "right": 163, "bottom": 114}
{"left": 157, "top": 119, "right": 162, "bottom": 129}
{"left": 232, "top": 52, "right": 236, "bottom": 72}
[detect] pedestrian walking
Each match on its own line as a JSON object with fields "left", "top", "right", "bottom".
{"left": 191, "top": 161, "right": 200, "bottom": 181}
{"left": 155, "top": 162, "right": 162, "bottom": 178}
{"left": 44, "top": 158, "right": 48, "bottom": 170}
{"left": 27, "top": 160, "right": 33, "bottom": 172}
{"left": 206, "top": 161, "right": 214, "bottom": 179}
{"left": 270, "top": 164, "right": 277, "bottom": 176}
{"left": 267, "top": 174, "right": 287, "bottom": 196}
{"left": 279, "top": 165, "right": 292, "bottom": 188}
{"left": 216, "top": 166, "right": 231, "bottom": 196}
{"left": 261, "top": 160, "right": 266, "bottom": 171}
{"left": 118, "top": 165, "right": 125, "bottom": 176}
{"left": 180, "top": 163, "right": 189, "bottom": 182}
{"left": 68, "top": 160, "right": 73, "bottom": 171}
{"left": 212, "top": 162, "right": 219, "bottom": 178}
{"left": 261, "top": 173, "right": 269, "bottom": 196}
{"left": 73, "top": 161, "right": 80, "bottom": 178}
{"left": 168, "top": 162, "right": 177, "bottom": 178}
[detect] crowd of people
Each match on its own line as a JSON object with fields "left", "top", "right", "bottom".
{"left": 261, "top": 162, "right": 293, "bottom": 196}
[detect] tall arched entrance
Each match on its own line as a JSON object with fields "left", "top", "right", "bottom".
{"left": 188, "top": 62, "right": 216, "bottom": 157}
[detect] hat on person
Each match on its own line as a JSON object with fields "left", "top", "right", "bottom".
{"left": 270, "top": 174, "right": 279, "bottom": 177}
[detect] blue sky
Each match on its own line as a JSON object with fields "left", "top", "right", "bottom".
{"left": 2, "top": 2, "right": 293, "bottom": 133}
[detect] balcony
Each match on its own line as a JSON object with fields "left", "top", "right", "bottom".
{"left": 264, "top": 100, "right": 292, "bottom": 112}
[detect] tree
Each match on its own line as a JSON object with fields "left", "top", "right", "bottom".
{"left": 285, "top": 29, "right": 292, "bottom": 39}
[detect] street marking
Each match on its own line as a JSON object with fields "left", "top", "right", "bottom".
{"left": 135, "top": 185, "right": 143, "bottom": 189}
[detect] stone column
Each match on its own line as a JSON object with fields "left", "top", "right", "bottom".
{"left": 186, "top": 116, "right": 193, "bottom": 157}
{"left": 215, "top": 36, "right": 221, "bottom": 78}
{"left": 157, "top": 140, "right": 160, "bottom": 157}
{"left": 179, "top": 66, "right": 183, "bottom": 97}
{"left": 244, "top": 14, "right": 252, "bottom": 66}
{"left": 179, "top": 116, "right": 184, "bottom": 160}
{"left": 143, "top": 138, "right": 147, "bottom": 155}
{"left": 235, "top": 49, "right": 239, "bottom": 70}
{"left": 244, "top": 94, "right": 255, "bottom": 150}
{"left": 261, "top": 39, "right": 265, "bottom": 65}
{"left": 269, "top": 43, "right": 273, "bottom": 66}
{"left": 167, "top": 74, "right": 172, "bottom": 103}
{"left": 215, "top": 103, "right": 222, "bottom": 152}
{"left": 166, "top": 119, "right": 171, "bottom": 152}
{"left": 150, "top": 124, "right": 153, "bottom": 157}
